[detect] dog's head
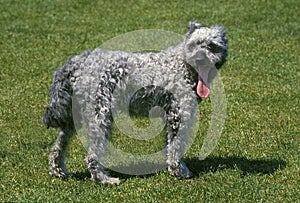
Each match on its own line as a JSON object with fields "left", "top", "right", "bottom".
{"left": 183, "top": 20, "right": 228, "bottom": 98}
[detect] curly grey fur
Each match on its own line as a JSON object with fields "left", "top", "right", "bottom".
{"left": 43, "top": 20, "right": 228, "bottom": 185}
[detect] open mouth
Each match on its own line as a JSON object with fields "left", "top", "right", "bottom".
{"left": 197, "top": 76, "right": 210, "bottom": 98}
{"left": 190, "top": 51, "right": 214, "bottom": 98}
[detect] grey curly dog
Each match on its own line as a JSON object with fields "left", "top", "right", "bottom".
{"left": 43, "top": 20, "right": 228, "bottom": 185}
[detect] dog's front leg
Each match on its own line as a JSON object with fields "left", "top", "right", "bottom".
{"left": 166, "top": 103, "right": 193, "bottom": 179}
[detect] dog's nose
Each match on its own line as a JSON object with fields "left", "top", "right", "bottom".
{"left": 195, "top": 59, "right": 203, "bottom": 65}
{"left": 195, "top": 53, "right": 208, "bottom": 65}
{"left": 195, "top": 50, "right": 206, "bottom": 58}
{"left": 195, "top": 53, "right": 205, "bottom": 61}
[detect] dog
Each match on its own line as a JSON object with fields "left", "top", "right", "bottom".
{"left": 43, "top": 20, "right": 228, "bottom": 185}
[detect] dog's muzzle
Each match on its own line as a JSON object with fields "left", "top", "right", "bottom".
{"left": 191, "top": 51, "right": 214, "bottom": 98}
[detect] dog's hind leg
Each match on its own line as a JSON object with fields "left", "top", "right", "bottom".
{"left": 84, "top": 121, "right": 120, "bottom": 185}
{"left": 86, "top": 153, "right": 120, "bottom": 185}
{"left": 86, "top": 127, "right": 120, "bottom": 185}
{"left": 49, "top": 124, "right": 75, "bottom": 178}
{"left": 83, "top": 92, "right": 120, "bottom": 185}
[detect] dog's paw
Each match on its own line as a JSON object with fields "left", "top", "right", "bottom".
{"left": 91, "top": 176, "right": 121, "bottom": 185}
{"left": 101, "top": 177, "right": 121, "bottom": 185}
{"left": 168, "top": 160, "right": 193, "bottom": 179}
{"left": 49, "top": 167, "right": 72, "bottom": 179}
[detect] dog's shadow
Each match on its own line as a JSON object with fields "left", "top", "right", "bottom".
{"left": 72, "top": 156, "right": 286, "bottom": 181}
{"left": 186, "top": 156, "right": 286, "bottom": 177}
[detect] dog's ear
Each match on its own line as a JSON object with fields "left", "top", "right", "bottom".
{"left": 210, "top": 26, "right": 228, "bottom": 69}
{"left": 210, "top": 25, "right": 227, "bottom": 38}
{"left": 187, "top": 20, "right": 202, "bottom": 34}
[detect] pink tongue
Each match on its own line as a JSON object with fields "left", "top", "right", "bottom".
{"left": 197, "top": 78, "right": 210, "bottom": 98}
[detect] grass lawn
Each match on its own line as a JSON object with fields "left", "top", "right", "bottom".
{"left": 0, "top": 0, "right": 299, "bottom": 202}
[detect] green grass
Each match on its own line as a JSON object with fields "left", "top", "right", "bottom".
{"left": 1, "top": 0, "right": 299, "bottom": 202}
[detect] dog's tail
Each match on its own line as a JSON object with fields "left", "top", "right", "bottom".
{"left": 42, "top": 51, "right": 91, "bottom": 128}
{"left": 42, "top": 65, "right": 73, "bottom": 128}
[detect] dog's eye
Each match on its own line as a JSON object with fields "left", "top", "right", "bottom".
{"left": 196, "top": 40, "right": 201, "bottom": 45}
{"left": 209, "top": 43, "right": 223, "bottom": 52}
